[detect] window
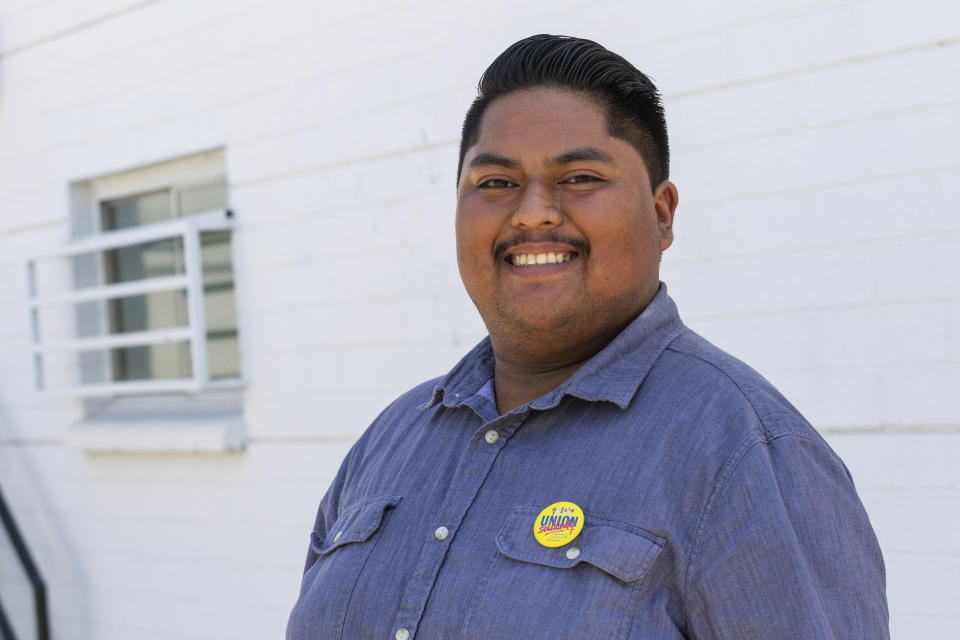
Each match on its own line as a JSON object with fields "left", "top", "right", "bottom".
{"left": 28, "top": 150, "right": 242, "bottom": 398}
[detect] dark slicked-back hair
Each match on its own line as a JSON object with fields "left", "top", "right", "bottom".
{"left": 457, "top": 34, "right": 670, "bottom": 190}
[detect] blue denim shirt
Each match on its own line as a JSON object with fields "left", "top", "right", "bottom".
{"left": 286, "top": 285, "right": 888, "bottom": 639}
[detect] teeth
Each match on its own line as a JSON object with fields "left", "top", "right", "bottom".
{"left": 511, "top": 252, "right": 573, "bottom": 266}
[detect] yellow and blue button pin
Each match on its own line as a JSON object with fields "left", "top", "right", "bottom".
{"left": 534, "top": 501, "right": 584, "bottom": 548}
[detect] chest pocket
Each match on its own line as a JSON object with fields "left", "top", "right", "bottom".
{"left": 461, "top": 505, "right": 664, "bottom": 640}
{"left": 288, "top": 495, "right": 401, "bottom": 640}
{"left": 312, "top": 495, "right": 402, "bottom": 556}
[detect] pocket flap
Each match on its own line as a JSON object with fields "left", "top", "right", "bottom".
{"left": 495, "top": 506, "right": 664, "bottom": 584}
{"left": 313, "top": 495, "right": 401, "bottom": 555}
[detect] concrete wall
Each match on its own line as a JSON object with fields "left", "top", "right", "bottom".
{"left": 0, "top": 0, "right": 956, "bottom": 637}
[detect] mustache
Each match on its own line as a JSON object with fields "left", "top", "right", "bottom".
{"left": 493, "top": 231, "right": 590, "bottom": 262}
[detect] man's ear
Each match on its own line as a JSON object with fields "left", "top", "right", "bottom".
{"left": 653, "top": 180, "right": 678, "bottom": 251}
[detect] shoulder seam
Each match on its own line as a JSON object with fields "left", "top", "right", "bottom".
{"left": 665, "top": 341, "right": 769, "bottom": 438}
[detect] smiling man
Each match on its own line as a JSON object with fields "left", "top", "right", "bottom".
{"left": 455, "top": 86, "right": 677, "bottom": 415}
{"left": 287, "top": 35, "right": 889, "bottom": 640}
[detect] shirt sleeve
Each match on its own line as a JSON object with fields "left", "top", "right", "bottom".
{"left": 684, "top": 434, "right": 889, "bottom": 640}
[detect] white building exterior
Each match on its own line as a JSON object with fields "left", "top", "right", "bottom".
{"left": 0, "top": 0, "right": 957, "bottom": 637}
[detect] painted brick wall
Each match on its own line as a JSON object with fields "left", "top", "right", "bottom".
{"left": 0, "top": 1, "right": 956, "bottom": 637}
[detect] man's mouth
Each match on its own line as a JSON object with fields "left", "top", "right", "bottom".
{"left": 494, "top": 233, "right": 589, "bottom": 269}
{"left": 509, "top": 252, "right": 575, "bottom": 266}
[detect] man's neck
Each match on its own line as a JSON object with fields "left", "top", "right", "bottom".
{"left": 486, "top": 286, "right": 662, "bottom": 415}
{"left": 492, "top": 356, "right": 589, "bottom": 415}
{"left": 489, "top": 323, "right": 625, "bottom": 414}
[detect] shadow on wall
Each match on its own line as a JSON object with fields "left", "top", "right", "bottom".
{"left": 0, "top": 398, "right": 92, "bottom": 640}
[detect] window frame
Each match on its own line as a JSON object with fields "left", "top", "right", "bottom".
{"left": 28, "top": 150, "right": 243, "bottom": 400}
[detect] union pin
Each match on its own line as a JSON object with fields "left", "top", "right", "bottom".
{"left": 533, "top": 501, "right": 584, "bottom": 548}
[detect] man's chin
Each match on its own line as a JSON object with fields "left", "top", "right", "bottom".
{"left": 485, "top": 303, "right": 585, "bottom": 341}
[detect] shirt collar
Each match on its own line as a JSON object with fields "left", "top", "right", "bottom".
{"left": 420, "top": 283, "right": 684, "bottom": 413}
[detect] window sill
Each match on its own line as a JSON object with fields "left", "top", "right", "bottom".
{"left": 65, "top": 394, "right": 245, "bottom": 454}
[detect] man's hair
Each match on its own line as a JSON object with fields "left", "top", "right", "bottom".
{"left": 457, "top": 34, "right": 670, "bottom": 189}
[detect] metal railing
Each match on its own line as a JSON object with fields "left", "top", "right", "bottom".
{"left": 0, "top": 484, "right": 49, "bottom": 640}
{"left": 27, "top": 207, "right": 240, "bottom": 397}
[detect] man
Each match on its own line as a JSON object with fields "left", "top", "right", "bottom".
{"left": 287, "top": 35, "right": 888, "bottom": 639}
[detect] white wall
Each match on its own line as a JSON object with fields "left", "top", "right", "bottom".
{"left": 0, "top": 0, "right": 956, "bottom": 637}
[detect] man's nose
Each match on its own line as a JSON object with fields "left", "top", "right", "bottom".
{"left": 511, "top": 180, "right": 562, "bottom": 229}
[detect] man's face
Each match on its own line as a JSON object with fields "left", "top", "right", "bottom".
{"left": 455, "top": 87, "right": 677, "bottom": 349}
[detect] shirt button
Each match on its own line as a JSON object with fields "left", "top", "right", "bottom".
{"left": 395, "top": 628, "right": 410, "bottom": 640}
{"left": 565, "top": 546, "right": 581, "bottom": 560}
{"left": 434, "top": 526, "right": 449, "bottom": 541}
{"left": 333, "top": 530, "right": 343, "bottom": 543}
{"left": 484, "top": 430, "right": 499, "bottom": 444}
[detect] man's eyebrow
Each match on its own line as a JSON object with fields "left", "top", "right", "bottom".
{"left": 549, "top": 147, "right": 616, "bottom": 166}
{"left": 466, "top": 147, "right": 616, "bottom": 171}
{"left": 467, "top": 153, "right": 519, "bottom": 170}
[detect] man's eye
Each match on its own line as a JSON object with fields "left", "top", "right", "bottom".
{"left": 563, "top": 174, "right": 603, "bottom": 184}
{"left": 478, "top": 178, "right": 515, "bottom": 189}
